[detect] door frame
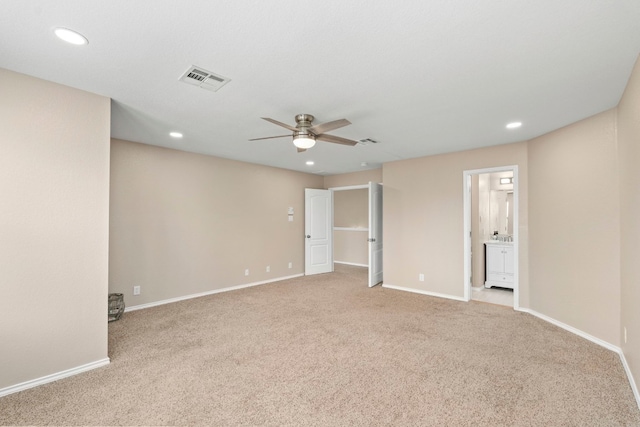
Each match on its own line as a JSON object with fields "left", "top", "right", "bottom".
{"left": 463, "top": 165, "right": 519, "bottom": 310}
{"left": 327, "top": 184, "right": 373, "bottom": 271}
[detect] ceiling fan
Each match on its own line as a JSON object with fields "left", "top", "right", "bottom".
{"left": 250, "top": 114, "right": 358, "bottom": 152}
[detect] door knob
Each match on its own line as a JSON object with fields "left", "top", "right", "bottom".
{"left": 306, "top": 235, "right": 311, "bottom": 238}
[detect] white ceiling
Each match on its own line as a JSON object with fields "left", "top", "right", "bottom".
{"left": 2, "top": 1, "right": 639, "bottom": 175}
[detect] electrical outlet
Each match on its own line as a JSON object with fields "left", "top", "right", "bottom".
{"left": 624, "top": 327, "right": 627, "bottom": 344}
{"left": 419, "top": 273, "right": 425, "bottom": 282}
{"left": 288, "top": 262, "right": 292, "bottom": 269}
{"left": 245, "top": 269, "right": 249, "bottom": 276}
{"left": 266, "top": 265, "right": 270, "bottom": 273}
{"left": 133, "top": 286, "right": 140, "bottom": 296}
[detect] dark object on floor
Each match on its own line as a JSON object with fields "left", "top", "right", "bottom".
{"left": 108, "top": 293, "right": 125, "bottom": 322}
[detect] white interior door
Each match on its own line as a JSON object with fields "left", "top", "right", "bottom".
{"left": 368, "top": 182, "right": 383, "bottom": 287}
{"left": 305, "top": 189, "right": 333, "bottom": 275}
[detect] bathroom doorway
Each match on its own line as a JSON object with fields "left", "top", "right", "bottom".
{"left": 463, "top": 166, "right": 519, "bottom": 309}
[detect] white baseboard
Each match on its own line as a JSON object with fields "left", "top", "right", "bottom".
{"left": 517, "top": 307, "right": 640, "bottom": 410}
{"left": 375, "top": 289, "right": 640, "bottom": 409}
{"left": 0, "top": 358, "right": 110, "bottom": 398}
{"left": 334, "top": 261, "right": 368, "bottom": 268}
{"left": 618, "top": 349, "right": 640, "bottom": 409}
{"left": 516, "top": 308, "right": 618, "bottom": 352}
{"left": 619, "top": 351, "right": 640, "bottom": 410}
{"left": 125, "top": 273, "right": 304, "bottom": 312}
{"left": 381, "top": 284, "right": 467, "bottom": 302}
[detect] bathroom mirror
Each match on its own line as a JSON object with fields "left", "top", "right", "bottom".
{"left": 490, "top": 190, "right": 513, "bottom": 235}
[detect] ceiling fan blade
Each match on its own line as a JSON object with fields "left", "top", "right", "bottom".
{"left": 262, "top": 117, "right": 297, "bottom": 132}
{"left": 316, "top": 133, "right": 359, "bottom": 146}
{"left": 249, "top": 134, "right": 291, "bottom": 141}
{"left": 309, "top": 119, "right": 351, "bottom": 135}
{"left": 297, "top": 148, "right": 307, "bottom": 153}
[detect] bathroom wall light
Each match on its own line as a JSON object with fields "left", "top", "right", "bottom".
{"left": 169, "top": 132, "right": 183, "bottom": 138}
{"left": 500, "top": 177, "right": 513, "bottom": 185}
{"left": 54, "top": 28, "right": 88, "bottom": 45}
{"left": 306, "top": 161, "right": 314, "bottom": 166}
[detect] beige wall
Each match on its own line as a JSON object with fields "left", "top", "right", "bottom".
{"left": 334, "top": 231, "right": 369, "bottom": 266}
{"left": 528, "top": 110, "right": 620, "bottom": 345}
{"left": 334, "top": 189, "right": 368, "bottom": 228}
{"left": 383, "top": 142, "right": 529, "bottom": 303}
{"left": 109, "top": 139, "right": 323, "bottom": 307}
{"left": 0, "top": 69, "right": 111, "bottom": 390}
{"left": 618, "top": 57, "right": 640, "bottom": 389}
{"left": 324, "top": 168, "right": 382, "bottom": 188}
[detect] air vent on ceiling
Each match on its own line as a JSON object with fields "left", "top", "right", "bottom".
{"left": 357, "top": 138, "right": 379, "bottom": 145}
{"left": 179, "top": 66, "right": 230, "bottom": 92}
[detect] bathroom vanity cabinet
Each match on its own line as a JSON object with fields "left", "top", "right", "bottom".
{"left": 484, "top": 242, "right": 514, "bottom": 289}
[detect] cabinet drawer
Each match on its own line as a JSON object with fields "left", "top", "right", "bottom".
{"left": 487, "top": 273, "right": 513, "bottom": 283}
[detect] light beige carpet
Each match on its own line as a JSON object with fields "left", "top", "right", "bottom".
{"left": 1, "top": 264, "right": 639, "bottom": 426}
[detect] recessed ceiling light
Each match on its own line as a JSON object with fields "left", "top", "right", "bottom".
{"left": 506, "top": 121, "right": 522, "bottom": 129}
{"left": 54, "top": 27, "right": 88, "bottom": 45}
{"left": 169, "top": 132, "right": 183, "bottom": 138}
{"left": 306, "top": 161, "right": 314, "bottom": 166}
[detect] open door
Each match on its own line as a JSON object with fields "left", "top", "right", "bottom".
{"left": 305, "top": 188, "right": 333, "bottom": 275}
{"left": 368, "top": 182, "right": 383, "bottom": 287}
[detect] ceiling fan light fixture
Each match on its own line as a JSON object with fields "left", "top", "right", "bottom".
{"left": 293, "top": 134, "right": 316, "bottom": 149}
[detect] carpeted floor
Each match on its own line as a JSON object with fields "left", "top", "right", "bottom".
{"left": 1, "top": 264, "right": 639, "bottom": 426}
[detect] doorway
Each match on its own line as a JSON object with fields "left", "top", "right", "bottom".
{"left": 324, "top": 182, "right": 383, "bottom": 287}
{"left": 463, "top": 166, "right": 519, "bottom": 309}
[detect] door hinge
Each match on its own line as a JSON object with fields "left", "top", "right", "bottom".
{"left": 368, "top": 238, "right": 376, "bottom": 242}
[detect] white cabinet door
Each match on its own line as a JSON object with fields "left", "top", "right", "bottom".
{"left": 486, "top": 245, "right": 505, "bottom": 275}
{"left": 503, "top": 246, "right": 515, "bottom": 275}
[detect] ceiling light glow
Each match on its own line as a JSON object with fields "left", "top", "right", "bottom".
{"left": 506, "top": 121, "right": 522, "bottom": 129}
{"left": 293, "top": 135, "right": 316, "bottom": 149}
{"left": 306, "top": 161, "right": 314, "bottom": 166}
{"left": 54, "top": 27, "right": 88, "bottom": 45}
{"left": 169, "top": 132, "right": 183, "bottom": 138}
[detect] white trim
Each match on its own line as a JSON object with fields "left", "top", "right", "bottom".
{"left": 463, "top": 173, "right": 472, "bottom": 301}
{"left": 382, "top": 284, "right": 467, "bottom": 302}
{"left": 125, "top": 274, "right": 304, "bottom": 312}
{"left": 463, "top": 165, "right": 519, "bottom": 310}
{"left": 0, "top": 358, "right": 110, "bottom": 398}
{"left": 517, "top": 307, "right": 640, "bottom": 409}
{"left": 333, "top": 227, "right": 368, "bottom": 232}
{"left": 620, "top": 351, "right": 640, "bottom": 410}
{"left": 334, "top": 260, "right": 368, "bottom": 268}
{"left": 517, "top": 308, "right": 618, "bottom": 352}
{"left": 328, "top": 184, "right": 368, "bottom": 191}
